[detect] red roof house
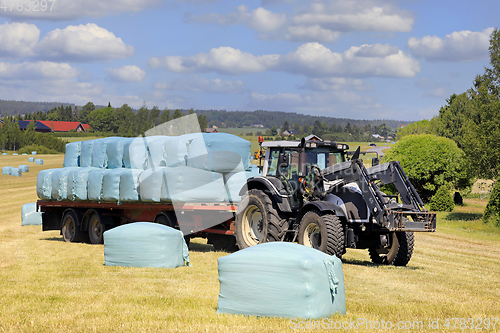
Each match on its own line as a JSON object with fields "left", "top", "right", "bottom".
{"left": 37, "top": 121, "right": 89, "bottom": 132}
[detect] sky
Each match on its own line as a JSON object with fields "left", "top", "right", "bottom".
{"left": 0, "top": 0, "right": 498, "bottom": 121}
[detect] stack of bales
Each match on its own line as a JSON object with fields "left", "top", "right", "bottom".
{"left": 37, "top": 133, "right": 255, "bottom": 204}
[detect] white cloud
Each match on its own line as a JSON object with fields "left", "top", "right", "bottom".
{"left": 0, "top": 22, "right": 40, "bottom": 57}
{"left": 149, "top": 46, "right": 279, "bottom": 75}
{"left": 284, "top": 25, "right": 340, "bottom": 43}
{"left": 299, "top": 77, "right": 373, "bottom": 91}
{"left": 407, "top": 27, "right": 494, "bottom": 62}
{"left": 36, "top": 23, "right": 134, "bottom": 62}
{"left": 186, "top": 5, "right": 286, "bottom": 33}
{"left": 0, "top": 61, "right": 80, "bottom": 80}
{"left": 0, "top": 0, "right": 162, "bottom": 20}
{"left": 154, "top": 76, "right": 244, "bottom": 94}
{"left": 105, "top": 65, "right": 146, "bottom": 82}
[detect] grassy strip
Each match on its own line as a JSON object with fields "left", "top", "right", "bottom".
{"left": 1, "top": 154, "right": 499, "bottom": 332}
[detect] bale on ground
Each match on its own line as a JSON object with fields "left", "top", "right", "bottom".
{"left": 2, "top": 166, "right": 13, "bottom": 175}
{"left": 217, "top": 242, "right": 346, "bottom": 319}
{"left": 19, "top": 165, "right": 29, "bottom": 173}
{"left": 35, "top": 159, "right": 43, "bottom": 165}
{"left": 104, "top": 222, "right": 190, "bottom": 268}
{"left": 28, "top": 157, "right": 35, "bottom": 162}
{"left": 21, "top": 203, "right": 42, "bottom": 226}
{"left": 11, "top": 168, "right": 22, "bottom": 177}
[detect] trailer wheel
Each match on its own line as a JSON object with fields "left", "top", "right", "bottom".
{"left": 88, "top": 212, "right": 104, "bottom": 244}
{"left": 235, "top": 189, "right": 287, "bottom": 250}
{"left": 368, "top": 231, "right": 414, "bottom": 266}
{"left": 62, "top": 211, "right": 86, "bottom": 243}
{"left": 298, "top": 210, "right": 344, "bottom": 258}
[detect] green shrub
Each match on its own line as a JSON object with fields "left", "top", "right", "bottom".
{"left": 483, "top": 179, "right": 500, "bottom": 227}
{"left": 19, "top": 145, "right": 60, "bottom": 155}
{"left": 429, "top": 186, "right": 455, "bottom": 212}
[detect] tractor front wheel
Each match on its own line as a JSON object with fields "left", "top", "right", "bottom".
{"left": 298, "top": 210, "right": 344, "bottom": 258}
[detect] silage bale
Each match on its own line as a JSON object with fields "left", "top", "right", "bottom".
{"left": 163, "top": 166, "right": 226, "bottom": 202}
{"left": 163, "top": 136, "right": 188, "bottom": 168}
{"left": 147, "top": 136, "right": 169, "bottom": 169}
{"left": 37, "top": 169, "right": 58, "bottom": 200}
{"left": 101, "top": 169, "right": 127, "bottom": 202}
{"left": 35, "top": 159, "right": 43, "bottom": 165}
{"left": 19, "top": 165, "right": 29, "bottom": 173}
{"left": 106, "top": 137, "right": 132, "bottom": 169}
{"left": 104, "top": 222, "right": 190, "bottom": 268}
{"left": 31, "top": 151, "right": 37, "bottom": 155}
{"left": 51, "top": 168, "right": 78, "bottom": 201}
{"left": 119, "top": 169, "right": 143, "bottom": 202}
{"left": 92, "top": 137, "right": 120, "bottom": 169}
{"left": 2, "top": 166, "right": 12, "bottom": 175}
{"left": 28, "top": 157, "right": 35, "bottom": 162}
{"left": 22, "top": 153, "right": 28, "bottom": 156}
{"left": 63, "top": 141, "right": 82, "bottom": 167}
{"left": 217, "top": 242, "right": 346, "bottom": 319}
{"left": 138, "top": 167, "right": 168, "bottom": 202}
{"left": 224, "top": 170, "right": 248, "bottom": 202}
{"left": 21, "top": 203, "right": 42, "bottom": 226}
{"left": 12, "top": 153, "right": 18, "bottom": 156}
{"left": 185, "top": 133, "right": 251, "bottom": 173}
{"left": 80, "top": 140, "right": 94, "bottom": 167}
{"left": 67, "top": 167, "right": 98, "bottom": 201}
{"left": 123, "top": 136, "right": 163, "bottom": 170}
{"left": 2, "top": 153, "right": 7, "bottom": 156}
{"left": 11, "top": 168, "right": 22, "bottom": 177}
{"left": 87, "top": 169, "right": 107, "bottom": 201}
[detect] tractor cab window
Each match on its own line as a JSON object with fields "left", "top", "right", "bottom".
{"left": 267, "top": 149, "right": 280, "bottom": 176}
{"left": 267, "top": 148, "right": 300, "bottom": 179}
{"left": 306, "top": 148, "right": 344, "bottom": 169}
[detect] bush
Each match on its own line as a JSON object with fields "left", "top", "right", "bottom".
{"left": 483, "top": 179, "right": 500, "bottom": 227}
{"left": 382, "top": 134, "right": 473, "bottom": 202}
{"left": 429, "top": 186, "right": 455, "bottom": 212}
{"left": 19, "top": 145, "right": 60, "bottom": 155}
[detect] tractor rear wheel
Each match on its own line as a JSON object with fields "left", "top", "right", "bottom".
{"left": 298, "top": 210, "right": 344, "bottom": 258}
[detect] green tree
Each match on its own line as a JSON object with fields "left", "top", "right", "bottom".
{"left": 114, "top": 104, "right": 135, "bottom": 136}
{"left": 89, "top": 107, "right": 116, "bottom": 133}
{"left": 382, "top": 134, "right": 473, "bottom": 202}
{"left": 281, "top": 120, "right": 290, "bottom": 134}
{"left": 398, "top": 119, "right": 438, "bottom": 140}
{"left": 160, "top": 109, "right": 171, "bottom": 124}
{"left": 79, "top": 102, "right": 95, "bottom": 124}
{"left": 483, "top": 176, "right": 500, "bottom": 227}
{"left": 148, "top": 106, "right": 161, "bottom": 129}
{"left": 172, "top": 109, "right": 183, "bottom": 119}
{"left": 198, "top": 114, "right": 208, "bottom": 131}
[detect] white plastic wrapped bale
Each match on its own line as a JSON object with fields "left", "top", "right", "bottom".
{"left": 147, "top": 137, "right": 169, "bottom": 169}
{"left": 139, "top": 167, "right": 167, "bottom": 202}
{"left": 32, "top": 151, "right": 37, "bottom": 155}
{"left": 51, "top": 167, "right": 79, "bottom": 200}
{"left": 217, "top": 242, "right": 346, "bottom": 319}
{"left": 19, "top": 165, "right": 29, "bottom": 173}
{"left": 28, "top": 157, "right": 35, "bottom": 162}
{"left": 67, "top": 167, "right": 98, "bottom": 201}
{"left": 80, "top": 140, "right": 94, "bottom": 167}
{"left": 92, "top": 137, "right": 120, "bottom": 169}
{"left": 163, "top": 166, "right": 226, "bottom": 202}
{"left": 119, "top": 169, "right": 143, "bottom": 202}
{"left": 12, "top": 153, "right": 18, "bottom": 156}
{"left": 106, "top": 137, "right": 133, "bottom": 169}
{"left": 104, "top": 222, "right": 190, "bottom": 268}
{"left": 185, "top": 133, "right": 251, "bottom": 173}
{"left": 37, "top": 169, "right": 58, "bottom": 200}
{"left": 102, "top": 169, "right": 128, "bottom": 202}
{"left": 63, "top": 141, "right": 81, "bottom": 167}
{"left": 2, "top": 153, "right": 7, "bottom": 155}
{"left": 223, "top": 171, "right": 248, "bottom": 202}
{"left": 21, "top": 203, "right": 42, "bottom": 226}
{"left": 123, "top": 136, "right": 163, "bottom": 170}
{"left": 35, "top": 159, "right": 43, "bottom": 165}
{"left": 87, "top": 169, "right": 107, "bottom": 202}
{"left": 11, "top": 168, "right": 22, "bottom": 177}
{"left": 163, "top": 136, "right": 188, "bottom": 167}
{"left": 22, "top": 153, "right": 28, "bottom": 155}
{"left": 2, "top": 166, "right": 12, "bottom": 175}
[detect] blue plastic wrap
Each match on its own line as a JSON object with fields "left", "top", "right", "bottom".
{"left": 12, "top": 153, "right": 18, "bottom": 156}
{"left": 87, "top": 169, "right": 107, "bottom": 201}
{"left": 123, "top": 136, "right": 163, "bottom": 170}
{"left": 164, "top": 166, "right": 226, "bottom": 202}
{"left": 28, "top": 157, "right": 35, "bottom": 162}
{"left": 80, "top": 140, "right": 94, "bottom": 167}
{"left": 67, "top": 167, "right": 97, "bottom": 201}
{"left": 139, "top": 168, "right": 167, "bottom": 202}
{"left": 119, "top": 169, "right": 143, "bottom": 202}
{"left": 185, "top": 133, "right": 251, "bottom": 172}
{"left": 147, "top": 137, "right": 169, "bottom": 168}
{"left": 51, "top": 167, "right": 78, "bottom": 200}
{"left": 106, "top": 138, "right": 132, "bottom": 169}
{"left": 104, "top": 222, "right": 190, "bottom": 268}
{"left": 102, "top": 169, "right": 127, "bottom": 202}
{"left": 2, "top": 166, "right": 12, "bottom": 175}
{"left": 224, "top": 171, "right": 248, "bottom": 202}
{"left": 37, "top": 169, "right": 58, "bottom": 200}
{"left": 11, "top": 168, "right": 22, "bottom": 177}
{"left": 63, "top": 141, "right": 81, "bottom": 167}
{"left": 35, "top": 159, "right": 43, "bottom": 165}
{"left": 217, "top": 242, "right": 346, "bottom": 319}
{"left": 163, "top": 136, "right": 189, "bottom": 167}
{"left": 32, "top": 151, "right": 37, "bottom": 155}
{"left": 1, "top": 153, "right": 7, "bottom": 155}
{"left": 92, "top": 137, "right": 120, "bottom": 168}
{"left": 21, "top": 203, "right": 42, "bottom": 226}
{"left": 19, "top": 165, "right": 29, "bottom": 173}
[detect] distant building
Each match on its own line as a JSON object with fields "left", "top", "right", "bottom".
{"left": 18, "top": 120, "right": 52, "bottom": 133}
{"left": 205, "top": 128, "right": 218, "bottom": 133}
{"left": 17, "top": 120, "right": 90, "bottom": 133}
{"left": 304, "top": 134, "right": 323, "bottom": 141}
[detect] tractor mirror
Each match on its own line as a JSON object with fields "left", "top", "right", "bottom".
{"left": 277, "top": 153, "right": 289, "bottom": 175}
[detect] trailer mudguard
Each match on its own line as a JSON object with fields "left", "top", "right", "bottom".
{"left": 242, "top": 177, "right": 292, "bottom": 213}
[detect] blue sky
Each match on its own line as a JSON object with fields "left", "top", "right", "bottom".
{"left": 0, "top": 0, "right": 498, "bottom": 121}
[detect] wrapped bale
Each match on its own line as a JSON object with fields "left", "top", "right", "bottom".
{"left": 92, "top": 137, "right": 120, "bottom": 169}
{"left": 35, "top": 159, "right": 43, "bottom": 165}
{"left": 223, "top": 170, "right": 248, "bottom": 202}
{"left": 163, "top": 136, "right": 188, "bottom": 167}
{"left": 217, "top": 242, "right": 346, "bottom": 319}
{"left": 12, "top": 153, "right": 18, "bottom": 156}
{"left": 87, "top": 169, "right": 107, "bottom": 202}
{"left": 2, "top": 166, "right": 12, "bottom": 175}
{"left": 51, "top": 168, "right": 78, "bottom": 201}
{"left": 2, "top": 153, "right": 7, "bottom": 156}
{"left": 80, "top": 140, "right": 94, "bottom": 167}
{"left": 22, "top": 153, "right": 28, "bottom": 155}
{"left": 163, "top": 166, "right": 226, "bottom": 202}
{"left": 11, "top": 168, "right": 22, "bottom": 177}
{"left": 67, "top": 167, "right": 98, "bottom": 201}
{"left": 21, "top": 203, "right": 42, "bottom": 226}
{"left": 19, "top": 165, "right": 29, "bottom": 173}
{"left": 28, "top": 157, "right": 35, "bottom": 162}
{"left": 119, "top": 169, "right": 143, "bottom": 202}
{"left": 37, "top": 169, "right": 58, "bottom": 200}
{"left": 104, "top": 222, "right": 190, "bottom": 268}
{"left": 106, "top": 138, "right": 132, "bottom": 169}
{"left": 147, "top": 137, "right": 169, "bottom": 168}
{"left": 63, "top": 141, "right": 81, "bottom": 167}
{"left": 139, "top": 167, "right": 168, "bottom": 202}
{"left": 32, "top": 151, "right": 37, "bottom": 155}
{"left": 185, "top": 133, "right": 251, "bottom": 173}
{"left": 101, "top": 169, "right": 127, "bottom": 202}
{"left": 123, "top": 136, "right": 163, "bottom": 170}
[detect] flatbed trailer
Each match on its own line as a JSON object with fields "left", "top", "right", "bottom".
{"left": 37, "top": 199, "right": 240, "bottom": 249}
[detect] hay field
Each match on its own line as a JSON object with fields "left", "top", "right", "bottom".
{"left": 1, "top": 154, "right": 499, "bottom": 332}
